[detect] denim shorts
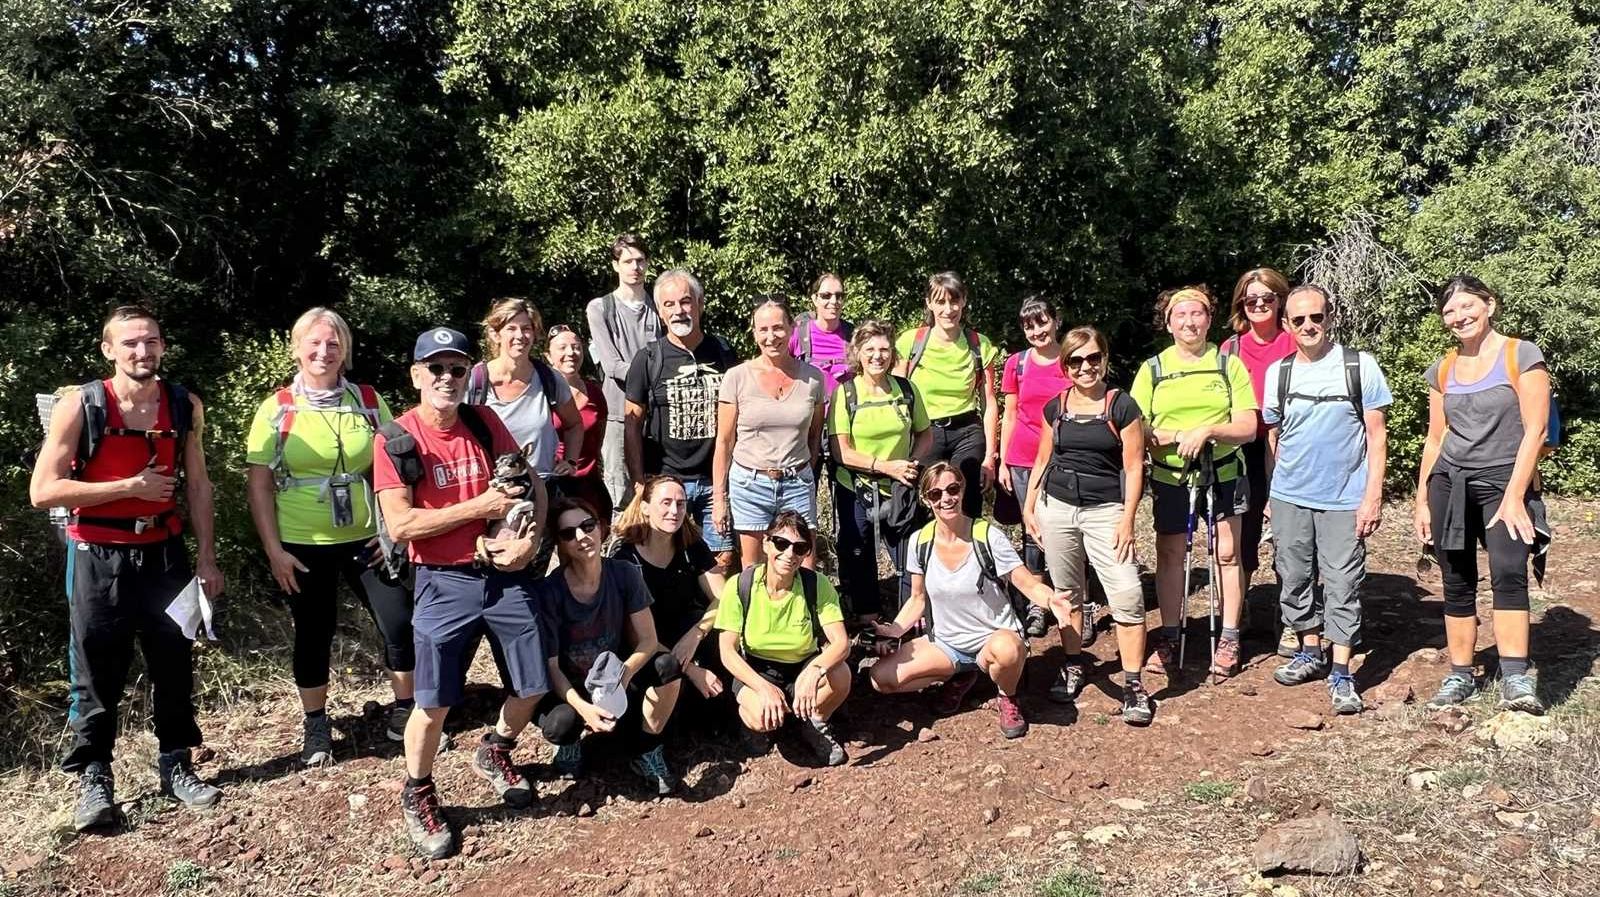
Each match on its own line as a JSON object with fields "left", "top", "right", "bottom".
{"left": 728, "top": 463, "right": 817, "bottom": 532}
{"left": 930, "top": 637, "right": 981, "bottom": 672}
{"left": 680, "top": 476, "right": 732, "bottom": 553}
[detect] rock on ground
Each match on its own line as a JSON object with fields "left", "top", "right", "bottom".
{"left": 1252, "top": 814, "right": 1361, "bottom": 875}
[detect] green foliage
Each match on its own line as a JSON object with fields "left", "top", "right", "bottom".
{"left": 163, "top": 859, "right": 207, "bottom": 894}
{"left": 1033, "top": 867, "right": 1101, "bottom": 897}
{"left": 956, "top": 871, "right": 1003, "bottom": 895}
{"left": 1183, "top": 779, "right": 1237, "bottom": 804}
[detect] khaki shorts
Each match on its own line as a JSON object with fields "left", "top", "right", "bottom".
{"left": 1035, "top": 494, "right": 1145, "bottom": 624}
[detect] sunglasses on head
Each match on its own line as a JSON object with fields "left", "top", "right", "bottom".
{"left": 1067, "top": 351, "right": 1104, "bottom": 369}
{"left": 547, "top": 324, "right": 576, "bottom": 338}
{"left": 425, "top": 362, "right": 469, "bottom": 380}
{"left": 1289, "top": 313, "right": 1326, "bottom": 327}
{"left": 768, "top": 534, "right": 812, "bottom": 557}
{"left": 924, "top": 482, "right": 962, "bottom": 502}
{"left": 557, "top": 517, "right": 599, "bottom": 542}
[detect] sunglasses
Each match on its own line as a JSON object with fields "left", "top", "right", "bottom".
{"left": 557, "top": 517, "right": 599, "bottom": 542}
{"left": 1067, "top": 351, "right": 1104, "bottom": 369}
{"left": 1244, "top": 294, "right": 1280, "bottom": 307}
{"left": 547, "top": 324, "right": 577, "bottom": 338}
{"left": 924, "top": 482, "right": 963, "bottom": 502}
{"left": 768, "top": 534, "right": 812, "bottom": 557}
{"left": 425, "top": 363, "right": 469, "bottom": 380}
{"left": 1289, "top": 313, "right": 1326, "bottom": 327}
{"left": 815, "top": 291, "right": 843, "bottom": 301}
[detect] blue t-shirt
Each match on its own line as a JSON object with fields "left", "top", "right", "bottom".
{"left": 536, "top": 559, "right": 653, "bottom": 684}
{"left": 1262, "top": 346, "right": 1392, "bottom": 511}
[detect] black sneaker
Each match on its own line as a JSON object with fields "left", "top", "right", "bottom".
{"left": 158, "top": 750, "right": 221, "bottom": 810}
{"left": 629, "top": 745, "right": 677, "bottom": 796}
{"left": 1080, "top": 602, "right": 1099, "bottom": 648}
{"left": 302, "top": 713, "right": 334, "bottom": 768}
{"left": 1048, "top": 663, "right": 1087, "bottom": 704}
{"left": 74, "top": 762, "right": 117, "bottom": 832}
{"left": 471, "top": 735, "right": 533, "bottom": 808}
{"left": 401, "top": 780, "right": 455, "bottom": 859}
{"left": 1121, "top": 680, "right": 1154, "bottom": 727}
{"left": 386, "top": 704, "right": 411, "bottom": 742}
{"left": 740, "top": 727, "right": 772, "bottom": 758}
{"left": 799, "top": 716, "right": 847, "bottom": 767}
{"left": 1024, "top": 603, "right": 1051, "bottom": 639}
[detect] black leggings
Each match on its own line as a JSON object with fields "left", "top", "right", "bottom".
{"left": 1427, "top": 470, "right": 1532, "bottom": 616}
{"left": 919, "top": 417, "right": 987, "bottom": 519}
{"left": 536, "top": 651, "right": 681, "bottom": 747}
{"left": 282, "top": 542, "right": 415, "bottom": 688}
{"left": 1239, "top": 437, "right": 1270, "bottom": 574}
{"left": 834, "top": 479, "right": 904, "bottom": 618}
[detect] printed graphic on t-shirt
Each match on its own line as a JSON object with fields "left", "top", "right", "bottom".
{"left": 664, "top": 362, "right": 725, "bottom": 441}
{"left": 432, "top": 456, "right": 487, "bottom": 489}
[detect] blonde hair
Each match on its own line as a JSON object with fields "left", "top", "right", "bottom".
{"left": 481, "top": 298, "right": 544, "bottom": 359}
{"left": 290, "top": 307, "right": 355, "bottom": 373}
{"left": 846, "top": 320, "right": 897, "bottom": 377}
{"left": 1061, "top": 325, "right": 1111, "bottom": 374}
{"left": 613, "top": 475, "right": 703, "bottom": 551}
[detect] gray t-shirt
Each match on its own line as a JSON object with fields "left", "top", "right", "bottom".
{"left": 586, "top": 291, "right": 661, "bottom": 422}
{"left": 906, "top": 524, "right": 1024, "bottom": 656}
{"left": 717, "top": 360, "right": 826, "bottom": 471}
{"left": 484, "top": 372, "right": 574, "bottom": 476}
{"left": 1424, "top": 339, "right": 1545, "bottom": 470}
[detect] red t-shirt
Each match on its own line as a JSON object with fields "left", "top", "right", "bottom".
{"left": 1000, "top": 349, "right": 1071, "bottom": 467}
{"left": 553, "top": 377, "right": 606, "bottom": 477}
{"left": 1229, "top": 330, "right": 1296, "bottom": 435}
{"left": 372, "top": 407, "right": 520, "bottom": 566}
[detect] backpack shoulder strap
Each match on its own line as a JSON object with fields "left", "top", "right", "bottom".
{"left": 1221, "top": 334, "right": 1240, "bottom": 358}
{"left": 533, "top": 360, "right": 560, "bottom": 411}
{"left": 1012, "top": 349, "right": 1028, "bottom": 390}
{"left": 465, "top": 362, "right": 490, "bottom": 406}
{"left": 1435, "top": 349, "right": 1459, "bottom": 392}
{"left": 890, "top": 375, "right": 916, "bottom": 421}
{"left": 914, "top": 521, "right": 937, "bottom": 573}
{"left": 1103, "top": 387, "right": 1122, "bottom": 440}
{"left": 842, "top": 377, "right": 860, "bottom": 427}
{"left": 737, "top": 565, "right": 759, "bottom": 650}
{"left": 1216, "top": 345, "right": 1234, "bottom": 406}
{"left": 456, "top": 404, "right": 497, "bottom": 458}
{"left": 1342, "top": 346, "right": 1364, "bottom": 422}
{"left": 355, "top": 383, "right": 383, "bottom": 429}
{"left": 797, "top": 568, "right": 824, "bottom": 647}
{"left": 970, "top": 519, "right": 998, "bottom": 584}
{"left": 838, "top": 320, "right": 854, "bottom": 343}
{"left": 601, "top": 292, "right": 619, "bottom": 342}
{"left": 905, "top": 327, "right": 932, "bottom": 377}
{"left": 1504, "top": 338, "right": 1523, "bottom": 394}
{"left": 378, "top": 419, "right": 424, "bottom": 485}
{"left": 164, "top": 381, "right": 194, "bottom": 451}
{"left": 1274, "top": 358, "right": 1294, "bottom": 423}
{"left": 269, "top": 387, "right": 297, "bottom": 476}
{"left": 793, "top": 312, "right": 814, "bottom": 361}
{"left": 75, "top": 379, "right": 109, "bottom": 469}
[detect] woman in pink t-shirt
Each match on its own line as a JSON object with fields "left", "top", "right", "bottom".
{"left": 998, "top": 296, "right": 1070, "bottom": 639}
{"left": 1224, "top": 267, "right": 1296, "bottom": 651}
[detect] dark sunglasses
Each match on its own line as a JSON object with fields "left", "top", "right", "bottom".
{"left": 1067, "top": 351, "right": 1104, "bottom": 369}
{"left": 1289, "top": 313, "right": 1326, "bottom": 327}
{"left": 924, "top": 482, "right": 962, "bottom": 502}
{"left": 425, "top": 363, "right": 469, "bottom": 380}
{"left": 557, "top": 517, "right": 599, "bottom": 542}
{"left": 815, "top": 291, "right": 844, "bottom": 301}
{"left": 1244, "top": 293, "right": 1281, "bottom": 307}
{"left": 768, "top": 534, "right": 812, "bottom": 557}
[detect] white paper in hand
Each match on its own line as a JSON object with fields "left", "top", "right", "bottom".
{"left": 165, "top": 576, "right": 217, "bottom": 641}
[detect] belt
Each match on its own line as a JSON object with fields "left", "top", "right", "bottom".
{"left": 745, "top": 463, "right": 809, "bottom": 479}
{"left": 929, "top": 410, "right": 980, "bottom": 428}
{"left": 74, "top": 509, "right": 178, "bottom": 534}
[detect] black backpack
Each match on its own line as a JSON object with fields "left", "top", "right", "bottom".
{"left": 792, "top": 313, "right": 853, "bottom": 366}
{"left": 735, "top": 565, "right": 823, "bottom": 654}
{"left": 1272, "top": 346, "right": 1365, "bottom": 428}
{"left": 380, "top": 404, "right": 498, "bottom": 486}
{"left": 910, "top": 520, "right": 1000, "bottom": 639}
{"left": 465, "top": 360, "right": 561, "bottom": 411}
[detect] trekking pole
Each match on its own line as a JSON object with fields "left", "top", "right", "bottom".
{"left": 1177, "top": 461, "right": 1200, "bottom": 670}
{"left": 1200, "top": 447, "right": 1221, "bottom": 684}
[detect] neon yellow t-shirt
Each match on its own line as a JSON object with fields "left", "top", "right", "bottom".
{"left": 713, "top": 567, "right": 844, "bottom": 663}
{"left": 826, "top": 376, "right": 931, "bottom": 492}
{"left": 244, "top": 387, "right": 394, "bottom": 545}
{"left": 1130, "top": 344, "right": 1256, "bottom": 485}
{"left": 895, "top": 328, "right": 1001, "bottom": 420}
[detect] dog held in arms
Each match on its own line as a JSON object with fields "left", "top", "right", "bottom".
{"left": 476, "top": 447, "right": 541, "bottom": 566}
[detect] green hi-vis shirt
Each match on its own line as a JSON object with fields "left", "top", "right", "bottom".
{"left": 713, "top": 567, "right": 845, "bottom": 664}
{"left": 895, "top": 328, "right": 1001, "bottom": 420}
{"left": 826, "top": 376, "right": 931, "bottom": 493}
{"left": 245, "top": 388, "right": 394, "bottom": 545}
{"left": 1130, "top": 344, "right": 1256, "bottom": 486}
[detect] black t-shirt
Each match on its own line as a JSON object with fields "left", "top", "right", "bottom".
{"left": 611, "top": 540, "right": 716, "bottom": 646}
{"left": 1040, "top": 389, "right": 1142, "bottom": 505}
{"left": 534, "top": 559, "right": 653, "bottom": 684}
{"left": 623, "top": 334, "right": 736, "bottom": 478}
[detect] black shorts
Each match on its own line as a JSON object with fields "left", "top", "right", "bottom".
{"left": 730, "top": 655, "right": 818, "bottom": 700}
{"left": 1151, "top": 476, "right": 1249, "bottom": 536}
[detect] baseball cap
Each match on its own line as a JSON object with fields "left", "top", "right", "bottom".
{"left": 412, "top": 327, "right": 473, "bottom": 361}
{"left": 584, "top": 651, "right": 630, "bottom": 719}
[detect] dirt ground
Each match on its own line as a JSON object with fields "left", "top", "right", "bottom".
{"left": 5, "top": 499, "right": 1600, "bottom": 897}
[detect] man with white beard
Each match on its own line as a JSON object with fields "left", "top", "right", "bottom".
{"left": 624, "top": 268, "right": 738, "bottom": 574}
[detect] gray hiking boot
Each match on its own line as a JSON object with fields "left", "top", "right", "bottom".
{"left": 401, "top": 780, "right": 455, "bottom": 859}
{"left": 630, "top": 745, "right": 677, "bottom": 796}
{"left": 551, "top": 741, "right": 583, "bottom": 779}
{"left": 1023, "top": 603, "right": 1050, "bottom": 639}
{"left": 74, "top": 762, "right": 117, "bottom": 832}
{"left": 1277, "top": 626, "right": 1299, "bottom": 659}
{"left": 302, "top": 713, "right": 334, "bottom": 768}
{"left": 800, "top": 716, "right": 847, "bottom": 767}
{"left": 1328, "top": 673, "right": 1364, "bottom": 715}
{"left": 1120, "top": 680, "right": 1154, "bottom": 727}
{"left": 158, "top": 750, "right": 221, "bottom": 809}
{"left": 1048, "top": 663, "right": 1087, "bottom": 704}
{"left": 1080, "top": 602, "right": 1099, "bottom": 648}
{"left": 1274, "top": 651, "right": 1330, "bottom": 687}
{"left": 1497, "top": 673, "right": 1545, "bottom": 715}
{"left": 471, "top": 735, "right": 533, "bottom": 808}
{"left": 1426, "top": 672, "right": 1479, "bottom": 709}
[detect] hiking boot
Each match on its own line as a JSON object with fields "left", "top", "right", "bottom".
{"left": 471, "top": 735, "right": 532, "bottom": 808}
{"left": 1426, "top": 672, "right": 1479, "bottom": 709}
{"left": 1273, "top": 651, "right": 1330, "bottom": 687}
{"left": 401, "top": 780, "right": 455, "bottom": 859}
{"left": 1121, "top": 681, "right": 1154, "bottom": 727}
{"left": 740, "top": 727, "right": 772, "bottom": 758}
{"left": 1048, "top": 663, "right": 1087, "bottom": 704}
{"left": 1328, "top": 673, "right": 1364, "bottom": 715}
{"left": 932, "top": 670, "right": 980, "bottom": 715}
{"left": 800, "top": 716, "right": 847, "bottom": 767}
{"left": 1080, "top": 602, "right": 1099, "bottom": 648}
{"left": 1277, "top": 627, "right": 1299, "bottom": 659}
{"left": 1023, "top": 603, "right": 1050, "bottom": 639}
{"left": 552, "top": 742, "right": 583, "bottom": 779}
{"left": 302, "top": 713, "right": 334, "bottom": 768}
{"left": 158, "top": 750, "right": 221, "bottom": 810}
{"left": 630, "top": 745, "right": 678, "bottom": 795}
{"left": 1143, "top": 635, "right": 1178, "bottom": 676}
{"left": 1497, "top": 673, "right": 1545, "bottom": 715}
{"left": 386, "top": 704, "right": 411, "bottom": 742}
{"left": 1210, "top": 636, "right": 1242, "bottom": 679}
{"left": 996, "top": 693, "right": 1029, "bottom": 739}
{"left": 74, "top": 762, "right": 117, "bottom": 832}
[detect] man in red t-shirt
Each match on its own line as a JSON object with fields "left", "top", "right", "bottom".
{"left": 373, "top": 327, "right": 548, "bottom": 859}
{"left": 30, "top": 306, "right": 225, "bottom": 831}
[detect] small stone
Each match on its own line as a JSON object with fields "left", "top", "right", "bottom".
{"left": 732, "top": 796, "right": 746, "bottom": 809}
{"left": 1249, "top": 741, "right": 1275, "bottom": 757}
{"left": 1082, "top": 824, "right": 1127, "bottom": 845}
{"left": 1284, "top": 709, "right": 1324, "bottom": 730}
{"left": 1109, "top": 797, "right": 1147, "bottom": 811}
{"left": 1252, "top": 814, "right": 1361, "bottom": 874}
{"left": 1371, "top": 683, "right": 1414, "bottom": 705}
{"left": 981, "top": 806, "right": 1001, "bottom": 825}
{"left": 1005, "top": 825, "right": 1033, "bottom": 839}
{"left": 1407, "top": 771, "right": 1440, "bottom": 791}
{"left": 1270, "top": 887, "right": 1301, "bottom": 897}
{"left": 1496, "top": 834, "right": 1532, "bottom": 858}
{"left": 1245, "top": 778, "right": 1268, "bottom": 802}
{"left": 1462, "top": 873, "right": 1483, "bottom": 890}
{"left": 239, "top": 847, "right": 261, "bottom": 865}
{"left": 1416, "top": 648, "right": 1441, "bottom": 664}
{"left": 191, "top": 745, "right": 217, "bottom": 764}
{"left": 1461, "top": 783, "right": 1484, "bottom": 800}
{"left": 895, "top": 719, "right": 915, "bottom": 732}
{"left": 1087, "top": 773, "right": 1110, "bottom": 789}
{"left": 694, "top": 826, "right": 713, "bottom": 838}
{"left": 1428, "top": 710, "right": 1471, "bottom": 734}
{"left": 461, "top": 825, "right": 483, "bottom": 839}
{"left": 1494, "top": 810, "right": 1531, "bottom": 829}
{"left": 788, "top": 773, "right": 814, "bottom": 792}
{"left": 916, "top": 728, "right": 939, "bottom": 743}
{"left": 982, "top": 763, "right": 1005, "bottom": 776}
{"left": 418, "top": 869, "right": 440, "bottom": 885}
{"left": 1239, "top": 683, "right": 1259, "bottom": 696}
{"left": 1375, "top": 702, "right": 1407, "bottom": 721}
{"left": 410, "top": 858, "right": 427, "bottom": 872}
{"left": 1476, "top": 712, "right": 1555, "bottom": 750}
{"left": 382, "top": 855, "right": 410, "bottom": 871}
{"left": 578, "top": 802, "right": 595, "bottom": 818}
{"left": 347, "top": 793, "right": 368, "bottom": 812}
{"left": 1484, "top": 784, "right": 1513, "bottom": 806}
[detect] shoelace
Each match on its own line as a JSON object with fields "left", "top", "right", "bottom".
{"left": 485, "top": 746, "right": 521, "bottom": 784}
{"left": 638, "top": 749, "right": 669, "bottom": 778}
{"left": 169, "top": 764, "right": 204, "bottom": 790}
{"left": 1292, "top": 650, "right": 1319, "bottom": 666}
{"left": 406, "top": 784, "right": 447, "bottom": 833}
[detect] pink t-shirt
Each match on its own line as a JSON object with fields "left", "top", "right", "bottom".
{"left": 1001, "top": 349, "right": 1071, "bottom": 467}
{"left": 1228, "top": 330, "right": 1296, "bottom": 434}
{"left": 790, "top": 319, "right": 851, "bottom": 403}
{"left": 373, "top": 407, "right": 520, "bottom": 566}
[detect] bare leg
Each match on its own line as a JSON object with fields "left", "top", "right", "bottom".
{"left": 641, "top": 680, "right": 682, "bottom": 735}
{"left": 978, "top": 629, "right": 1026, "bottom": 696}
{"left": 405, "top": 706, "right": 450, "bottom": 779}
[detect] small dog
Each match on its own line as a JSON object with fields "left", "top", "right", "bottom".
{"left": 476, "top": 447, "right": 540, "bottom": 566}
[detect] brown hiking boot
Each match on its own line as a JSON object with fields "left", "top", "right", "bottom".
{"left": 1210, "top": 636, "right": 1242, "bottom": 680}
{"left": 1143, "top": 636, "right": 1178, "bottom": 676}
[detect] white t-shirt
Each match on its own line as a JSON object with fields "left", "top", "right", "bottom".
{"left": 484, "top": 372, "right": 574, "bottom": 477}
{"left": 906, "top": 524, "right": 1024, "bottom": 656}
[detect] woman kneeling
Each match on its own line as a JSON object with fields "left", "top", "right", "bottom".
{"left": 716, "top": 511, "right": 852, "bottom": 766}
{"left": 869, "top": 463, "right": 1068, "bottom": 738}
{"left": 534, "top": 498, "right": 683, "bottom": 795}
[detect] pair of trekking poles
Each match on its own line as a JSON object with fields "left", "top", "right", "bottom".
{"left": 1176, "top": 447, "right": 1224, "bottom": 681}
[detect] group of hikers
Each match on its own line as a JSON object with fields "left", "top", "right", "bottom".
{"left": 29, "top": 233, "right": 1555, "bottom": 860}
